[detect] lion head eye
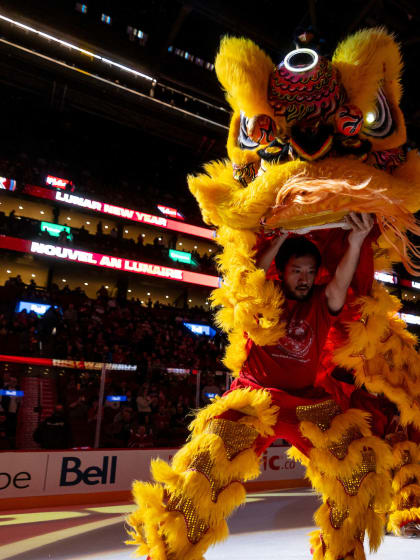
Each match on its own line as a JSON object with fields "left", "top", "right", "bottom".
{"left": 362, "top": 88, "right": 394, "bottom": 138}
{"left": 246, "top": 114, "right": 278, "bottom": 145}
{"left": 238, "top": 112, "right": 277, "bottom": 149}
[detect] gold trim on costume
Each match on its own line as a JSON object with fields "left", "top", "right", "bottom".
{"left": 205, "top": 418, "right": 259, "bottom": 460}
{"left": 296, "top": 400, "right": 341, "bottom": 431}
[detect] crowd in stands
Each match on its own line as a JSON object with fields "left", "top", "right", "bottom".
{"left": 32, "top": 370, "right": 226, "bottom": 450}
{"left": 0, "top": 278, "right": 224, "bottom": 366}
{"left": 0, "top": 282, "right": 227, "bottom": 450}
{"left": 0, "top": 208, "right": 218, "bottom": 275}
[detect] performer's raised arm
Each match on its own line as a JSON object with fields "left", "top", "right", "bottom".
{"left": 325, "top": 212, "right": 374, "bottom": 313}
{"left": 256, "top": 229, "right": 288, "bottom": 272}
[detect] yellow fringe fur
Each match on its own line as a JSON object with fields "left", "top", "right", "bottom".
{"left": 333, "top": 282, "right": 420, "bottom": 429}
{"left": 387, "top": 508, "right": 420, "bottom": 535}
{"left": 128, "top": 388, "right": 277, "bottom": 559}
{"left": 291, "top": 407, "right": 393, "bottom": 557}
{"left": 333, "top": 28, "right": 405, "bottom": 151}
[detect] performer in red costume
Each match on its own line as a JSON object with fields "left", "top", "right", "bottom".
{"left": 128, "top": 215, "right": 405, "bottom": 560}
{"left": 226, "top": 212, "right": 374, "bottom": 457}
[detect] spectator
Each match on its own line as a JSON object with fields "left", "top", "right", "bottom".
{"left": 33, "top": 404, "right": 71, "bottom": 449}
{"left": 128, "top": 424, "right": 153, "bottom": 448}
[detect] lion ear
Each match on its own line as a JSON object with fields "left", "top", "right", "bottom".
{"left": 332, "top": 27, "right": 406, "bottom": 150}
{"left": 215, "top": 36, "right": 275, "bottom": 118}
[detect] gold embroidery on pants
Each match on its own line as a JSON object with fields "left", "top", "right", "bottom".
{"left": 205, "top": 419, "right": 258, "bottom": 460}
{"left": 188, "top": 451, "right": 241, "bottom": 502}
{"left": 296, "top": 400, "right": 341, "bottom": 431}
{"left": 338, "top": 449, "right": 376, "bottom": 496}
{"left": 328, "top": 427, "right": 362, "bottom": 460}
{"left": 167, "top": 494, "right": 209, "bottom": 544}
{"left": 329, "top": 502, "right": 349, "bottom": 529}
{"left": 189, "top": 451, "right": 213, "bottom": 479}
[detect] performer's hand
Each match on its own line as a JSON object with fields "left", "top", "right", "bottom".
{"left": 266, "top": 228, "right": 288, "bottom": 244}
{"left": 344, "top": 212, "right": 374, "bottom": 248}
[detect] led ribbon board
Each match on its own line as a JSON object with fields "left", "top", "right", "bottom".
{"left": 157, "top": 205, "right": 184, "bottom": 220}
{"left": 16, "top": 301, "right": 51, "bottom": 316}
{"left": 40, "top": 222, "right": 72, "bottom": 239}
{"left": 22, "top": 184, "right": 215, "bottom": 240}
{"left": 0, "top": 177, "right": 16, "bottom": 191}
{"left": 169, "top": 249, "right": 192, "bottom": 264}
{"left": 45, "top": 175, "right": 71, "bottom": 189}
{"left": 183, "top": 322, "right": 216, "bottom": 336}
{"left": 0, "top": 354, "right": 137, "bottom": 370}
{"left": 0, "top": 389, "right": 24, "bottom": 397}
{"left": 0, "top": 236, "right": 221, "bottom": 289}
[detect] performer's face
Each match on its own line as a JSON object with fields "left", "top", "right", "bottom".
{"left": 282, "top": 255, "right": 317, "bottom": 301}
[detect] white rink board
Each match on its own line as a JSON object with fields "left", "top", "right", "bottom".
{"left": 0, "top": 446, "right": 304, "bottom": 499}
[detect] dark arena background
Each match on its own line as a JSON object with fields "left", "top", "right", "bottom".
{"left": 0, "top": 1, "right": 420, "bottom": 559}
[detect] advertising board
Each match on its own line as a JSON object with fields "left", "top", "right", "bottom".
{"left": 0, "top": 447, "right": 304, "bottom": 503}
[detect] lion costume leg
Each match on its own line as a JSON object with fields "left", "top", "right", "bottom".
{"left": 289, "top": 401, "right": 394, "bottom": 560}
{"left": 127, "top": 388, "right": 279, "bottom": 560}
{"left": 387, "top": 438, "right": 420, "bottom": 535}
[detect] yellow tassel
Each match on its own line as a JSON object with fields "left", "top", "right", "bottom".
{"left": 189, "top": 387, "right": 278, "bottom": 438}
{"left": 287, "top": 445, "right": 310, "bottom": 467}
{"left": 299, "top": 408, "right": 372, "bottom": 447}
{"left": 392, "top": 464, "right": 420, "bottom": 492}
{"left": 308, "top": 436, "right": 393, "bottom": 478}
{"left": 391, "top": 441, "right": 420, "bottom": 467}
{"left": 387, "top": 507, "right": 420, "bottom": 535}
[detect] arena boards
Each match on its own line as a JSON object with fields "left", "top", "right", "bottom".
{"left": 0, "top": 447, "right": 306, "bottom": 510}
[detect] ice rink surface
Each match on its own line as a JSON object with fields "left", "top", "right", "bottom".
{"left": 0, "top": 488, "right": 418, "bottom": 560}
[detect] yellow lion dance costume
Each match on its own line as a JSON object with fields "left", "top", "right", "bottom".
{"left": 128, "top": 28, "right": 420, "bottom": 560}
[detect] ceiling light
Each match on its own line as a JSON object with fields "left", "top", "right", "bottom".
{"left": 0, "top": 14, "right": 153, "bottom": 81}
